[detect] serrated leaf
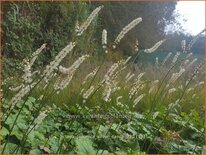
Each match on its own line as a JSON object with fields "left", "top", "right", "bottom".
{"left": 2, "top": 127, "right": 9, "bottom": 137}
{"left": 96, "top": 149, "right": 109, "bottom": 154}
{"left": 29, "top": 149, "right": 42, "bottom": 154}
{"left": 2, "top": 143, "right": 18, "bottom": 153}
{"left": 75, "top": 136, "right": 96, "bottom": 154}
{"left": 98, "top": 125, "right": 109, "bottom": 136}
{"left": 17, "top": 123, "right": 27, "bottom": 130}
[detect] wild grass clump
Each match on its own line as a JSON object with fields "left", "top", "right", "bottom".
{"left": 1, "top": 5, "right": 205, "bottom": 154}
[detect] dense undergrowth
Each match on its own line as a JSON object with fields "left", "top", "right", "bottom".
{"left": 1, "top": 5, "right": 205, "bottom": 154}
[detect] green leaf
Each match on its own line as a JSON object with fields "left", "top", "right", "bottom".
{"left": 75, "top": 136, "right": 96, "bottom": 154}
{"left": 127, "top": 127, "right": 137, "bottom": 135}
{"left": 98, "top": 125, "right": 109, "bottom": 136}
{"left": 6, "top": 114, "right": 16, "bottom": 128}
{"left": 34, "top": 132, "right": 45, "bottom": 140}
{"left": 96, "top": 150, "right": 109, "bottom": 154}
{"left": 2, "top": 126, "right": 9, "bottom": 137}
{"left": 29, "top": 149, "right": 42, "bottom": 154}
{"left": 48, "top": 136, "right": 59, "bottom": 153}
{"left": 127, "top": 140, "right": 141, "bottom": 153}
{"left": 25, "top": 97, "right": 36, "bottom": 110}
{"left": 2, "top": 143, "right": 19, "bottom": 153}
{"left": 17, "top": 123, "right": 27, "bottom": 130}
{"left": 115, "top": 150, "right": 127, "bottom": 154}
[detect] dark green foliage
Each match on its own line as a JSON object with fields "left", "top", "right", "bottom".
{"left": 2, "top": 97, "right": 204, "bottom": 154}
{"left": 92, "top": 2, "right": 177, "bottom": 53}
{"left": 2, "top": 2, "right": 100, "bottom": 66}
{"left": 2, "top": 2, "right": 178, "bottom": 62}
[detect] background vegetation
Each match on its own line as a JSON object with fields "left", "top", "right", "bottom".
{"left": 2, "top": 2, "right": 204, "bottom": 65}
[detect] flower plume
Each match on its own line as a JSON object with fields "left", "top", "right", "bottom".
{"left": 76, "top": 6, "right": 104, "bottom": 36}
{"left": 113, "top": 17, "right": 142, "bottom": 48}
{"left": 144, "top": 39, "right": 166, "bottom": 53}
